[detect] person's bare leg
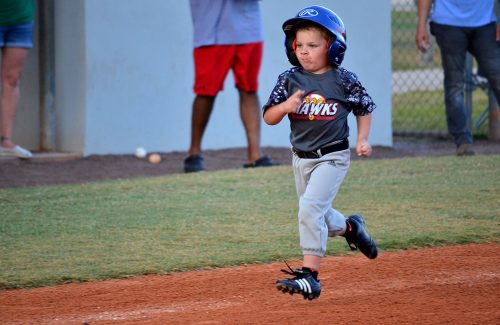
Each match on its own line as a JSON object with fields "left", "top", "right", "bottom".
{"left": 188, "top": 95, "right": 216, "bottom": 156}
{"left": 239, "top": 89, "right": 262, "bottom": 163}
{"left": 303, "top": 255, "right": 321, "bottom": 271}
{"left": 1, "top": 47, "right": 29, "bottom": 148}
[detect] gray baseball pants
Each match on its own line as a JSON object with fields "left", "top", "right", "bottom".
{"left": 292, "top": 148, "right": 350, "bottom": 257}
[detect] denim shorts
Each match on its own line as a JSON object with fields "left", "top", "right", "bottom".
{"left": 0, "top": 22, "right": 33, "bottom": 48}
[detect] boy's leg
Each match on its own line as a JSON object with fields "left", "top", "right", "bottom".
{"left": 277, "top": 150, "right": 349, "bottom": 300}
{"left": 296, "top": 150, "right": 350, "bottom": 257}
{"left": 325, "top": 208, "right": 347, "bottom": 237}
{"left": 291, "top": 149, "right": 377, "bottom": 259}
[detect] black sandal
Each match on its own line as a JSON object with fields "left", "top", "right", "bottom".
{"left": 243, "top": 155, "right": 276, "bottom": 168}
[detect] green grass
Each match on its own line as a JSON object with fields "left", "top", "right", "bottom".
{"left": 393, "top": 88, "right": 490, "bottom": 136}
{"left": 1, "top": 155, "right": 499, "bottom": 289}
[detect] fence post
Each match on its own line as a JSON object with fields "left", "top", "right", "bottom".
{"left": 464, "top": 54, "right": 473, "bottom": 131}
{"left": 38, "top": 0, "right": 56, "bottom": 151}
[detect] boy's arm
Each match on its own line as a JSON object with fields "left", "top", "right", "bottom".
{"left": 263, "top": 89, "right": 304, "bottom": 125}
{"left": 355, "top": 113, "right": 372, "bottom": 157}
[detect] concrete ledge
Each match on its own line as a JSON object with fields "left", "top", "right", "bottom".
{"left": 0, "top": 152, "right": 82, "bottom": 163}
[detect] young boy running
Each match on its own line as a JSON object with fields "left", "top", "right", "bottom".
{"left": 263, "top": 5, "right": 378, "bottom": 300}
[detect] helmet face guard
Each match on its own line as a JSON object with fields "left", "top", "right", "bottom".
{"left": 282, "top": 6, "right": 347, "bottom": 67}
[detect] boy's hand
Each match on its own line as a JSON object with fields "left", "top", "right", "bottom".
{"left": 356, "top": 140, "right": 372, "bottom": 157}
{"left": 263, "top": 89, "right": 304, "bottom": 125}
{"left": 284, "top": 89, "right": 305, "bottom": 113}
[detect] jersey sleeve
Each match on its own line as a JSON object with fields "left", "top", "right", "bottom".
{"left": 262, "top": 69, "right": 294, "bottom": 114}
{"left": 339, "top": 67, "right": 377, "bottom": 116}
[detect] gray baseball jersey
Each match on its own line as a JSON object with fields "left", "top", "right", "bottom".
{"left": 263, "top": 67, "right": 376, "bottom": 152}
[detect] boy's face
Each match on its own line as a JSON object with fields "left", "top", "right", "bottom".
{"left": 294, "top": 27, "right": 331, "bottom": 74}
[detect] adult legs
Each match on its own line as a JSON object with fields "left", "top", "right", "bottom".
{"left": 431, "top": 23, "right": 472, "bottom": 145}
{"left": 188, "top": 95, "right": 216, "bottom": 157}
{"left": 469, "top": 23, "right": 500, "bottom": 105}
{"left": 238, "top": 89, "right": 263, "bottom": 163}
{"left": 0, "top": 47, "right": 29, "bottom": 149}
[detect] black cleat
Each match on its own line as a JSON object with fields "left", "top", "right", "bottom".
{"left": 276, "top": 263, "right": 321, "bottom": 300}
{"left": 344, "top": 214, "right": 378, "bottom": 259}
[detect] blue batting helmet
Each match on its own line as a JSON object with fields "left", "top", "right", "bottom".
{"left": 282, "top": 5, "right": 347, "bottom": 67}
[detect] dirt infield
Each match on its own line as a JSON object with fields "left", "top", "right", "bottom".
{"left": 1, "top": 141, "right": 499, "bottom": 324}
{"left": 1, "top": 243, "right": 499, "bottom": 324}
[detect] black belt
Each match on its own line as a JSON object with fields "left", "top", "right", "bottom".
{"left": 292, "top": 139, "right": 349, "bottom": 159}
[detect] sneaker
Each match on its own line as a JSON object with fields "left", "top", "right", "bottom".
{"left": 0, "top": 145, "right": 33, "bottom": 159}
{"left": 344, "top": 214, "right": 378, "bottom": 259}
{"left": 276, "top": 263, "right": 321, "bottom": 300}
{"left": 456, "top": 143, "right": 475, "bottom": 156}
{"left": 184, "top": 154, "right": 205, "bottom": 173}
{"left": 243, "top": 155, "right": 277, "bottom": 168}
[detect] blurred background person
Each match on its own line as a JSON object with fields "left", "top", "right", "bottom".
{"left": 184, "top": 0, "right": 275, "bottom": 172}
{"left": 416, "top": 0, "right": 500, "bottom": 156}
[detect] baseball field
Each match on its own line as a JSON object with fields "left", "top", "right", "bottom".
{"left": 0, "top": 146, "right": 499, "bottom": 324}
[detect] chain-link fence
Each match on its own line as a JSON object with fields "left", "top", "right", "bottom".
{"left": 391, "top": 0, "right": 490, "bottom": 138}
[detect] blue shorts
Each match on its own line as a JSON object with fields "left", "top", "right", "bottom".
{"left": 0, "top": 22, "right": 33, "bottom": 48}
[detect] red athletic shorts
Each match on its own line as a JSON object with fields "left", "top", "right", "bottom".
{"left": 193, "top": 42, "right": 263, "bottom": 96}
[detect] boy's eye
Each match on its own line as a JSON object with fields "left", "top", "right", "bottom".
{"left": 296, "top": 44, "right": 319, "bottom": 49}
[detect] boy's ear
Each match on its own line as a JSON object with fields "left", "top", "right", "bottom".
{"left": 292, "top": 38, "right": 297, "bottom": 50}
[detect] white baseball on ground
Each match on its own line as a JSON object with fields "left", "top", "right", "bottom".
{"left": 135, "top": 147, "right": 147, "bottom": 158}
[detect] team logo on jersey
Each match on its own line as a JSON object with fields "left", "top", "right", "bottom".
{"left": 290, "top": 93, "right": 338, "bottom": 121}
